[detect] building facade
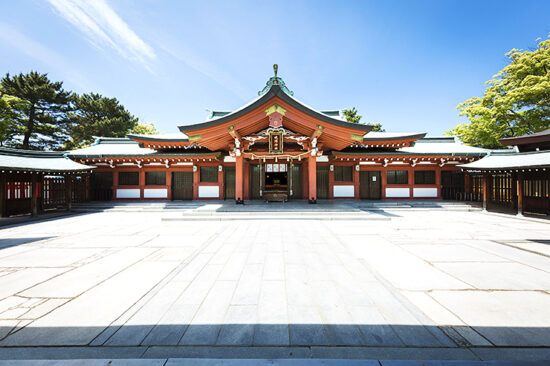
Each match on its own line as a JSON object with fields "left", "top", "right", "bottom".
{"left": 67, "top": 72, "right": 490, "bottom": 204}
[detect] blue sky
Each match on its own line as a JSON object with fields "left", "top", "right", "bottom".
{"left": 1, "top": 0, "right": 549, "bottom": 136}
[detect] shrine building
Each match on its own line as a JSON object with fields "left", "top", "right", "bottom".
{"left": 67, "top": 67, "right": 490, "bottom": 204}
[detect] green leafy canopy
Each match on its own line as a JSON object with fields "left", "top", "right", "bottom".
{"left": 449, "top": 34, "right": 550, "bottom": 148}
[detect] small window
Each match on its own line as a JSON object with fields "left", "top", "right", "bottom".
{"left": 118, "top": 172, "right": 139, "bottom": 186}
{"left": 387, "top": 170, "right": 408, "bottom": 185}
{"left": 200, "top": 166, "right": 218, "bottom": 183}
{"left": 334, "top": 166, "right": 353, "bottom": 182}
{"left": 414, "top": 170, "right": 435, "bottom": 185}
{"left": 145, "top": 172, "right": 166, "bottom": 185}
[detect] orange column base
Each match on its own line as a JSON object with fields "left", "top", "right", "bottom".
{"left": 308, "top": 154, "right": 317, "bottom": 204}
{"left": 235, "top": 154, "right": 244, "bottom": 204}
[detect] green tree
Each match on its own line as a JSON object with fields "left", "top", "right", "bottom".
{"left": 369, "top": 123, "right": 386, "bottom": 132}
{"left": 0, "top": 94, "right": 28, "bottom": 146}
{"left": 130, "top": 122, "right": 159, "bottom": 135}
{"left": 65, "top": 93, "right": 138, "bottom": 149}
{"left": 449, "top": 34, "right": 550, "bottom": 148}
{"left": 0, "top": 71, "right": 71, "bottom": 150}
{"left": 343, "top": 107, "right": 362, "bottom": 123}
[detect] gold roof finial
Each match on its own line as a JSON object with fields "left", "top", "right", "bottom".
{"left": 273, "top": 64, "right": 278, "bottom": 78}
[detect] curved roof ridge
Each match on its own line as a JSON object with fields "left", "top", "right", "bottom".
{"left": 179, "top": 84, "right": 372, "bottom": 133}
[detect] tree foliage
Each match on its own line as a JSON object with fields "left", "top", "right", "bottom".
{"left": 449, "top": 34, "right": 550, "bottom": 148}
{"left": 0, "top": 94, "right": 29, "bottom": 146}
{"left": 65, "top": 93, "right": 139, "bottom": 149}
{"left": 130, "top": 122, "right": 159, "bottom": 135}
{"left": 343, "top": 108, "right": 362, "bottom": 123}
{"left": 0, "top": 71, "right": 71, "bottom": 150}
{"left": 369, "top": 123, "right": 386, "bottom": 132}
{"left": 343, "top": 107, "right": 385, "bottom": 131}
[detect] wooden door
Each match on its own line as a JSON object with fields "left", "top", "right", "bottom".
{"left": 316, "top": 166, "right": 329, "bottom": 199}
{"left": 360, "top": 171, "right": 381, "bottom": 199}
{"left": 91, "top": 172, "right": 113, "bottom": 201}
{"left": 289, "top": 164, "right": 302, "bottom": 199}
{"left": 172, "top": 172, "right": 193, "bottom": 200}
{"left": 224, "top": 166, "right": 235, "bottom": 199}
{"left": 249, "top": 164, "right": 263, "bottom": 199}
{"left": 441, "top": 171, "right": 465, "bottom": 200}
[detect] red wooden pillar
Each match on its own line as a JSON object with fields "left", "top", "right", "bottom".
{"left": 112, "top": 170, "right": 119, "bottom": 200}
{"left": 435, "top": 167, "right": 442, "bottom": 199}
{"left": 381, "top": 167, "right": 387, "bottom": 199}
{"left": 482, "top": 172, "right": 488, "bottom": 211}
{"left": 65, "top": 175, "right": 73, "bottom": 210}
{"left": 408, "top": 168, "right": 414, "bottom": 199}
{"left": 139, "top": 170, "right": 145, "bottom": 199}
{"left": 0, "top": 174, "right": 6, "bottom": 218}
{"left": 517, "top": 172, "right": 524, "bottom": 216}
{"left": 166, "top": 171, "right": 172, "bottom": 201}
{"left": 235, "top": 155, "right": 244, "bottom": 204}
{"left": 31, "top": 174, "right": 38, "bottom": 216}
{"left": 85, "top": 174, "right": 90, "bottom": 202}
{"left": 353, "top": 165, "right": 360, "bottom": 199}
{"left": 328, "top": 164, "right": 334, "bottom": 199}
{"left": 218, "top": 165, "right": 224, "bottom": 200}
{"left": 193, "top": 165, "right": 199, "bottom": 200}
{"left": 308, "top": 154, "right": 317, "bottom": 203}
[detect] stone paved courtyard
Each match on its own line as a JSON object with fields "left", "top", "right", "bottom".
{"left": 0, "top": 208, "right": 549, "bottom": 362}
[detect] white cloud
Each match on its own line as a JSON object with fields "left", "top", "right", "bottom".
{"left": 46, "top": 0, "right": 156, "bottom": 70}
{"left": 0, "top": 22, "right": 92, "bottom": 90}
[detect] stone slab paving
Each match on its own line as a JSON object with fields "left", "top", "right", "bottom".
{"left": 0, "top": 209, "right": 549, "bottom": 362}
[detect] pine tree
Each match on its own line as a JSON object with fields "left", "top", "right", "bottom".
{"left": 0, "top": 71, "right": 71, "bottom": 150}
{"left": 65, "top": 93, "right": 139, "bottom": 149}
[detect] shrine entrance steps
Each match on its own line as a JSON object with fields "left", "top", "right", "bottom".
{"left": 70, "top": 200, "right": 481, "bottom": 221}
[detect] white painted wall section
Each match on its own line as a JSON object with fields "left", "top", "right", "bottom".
{"left": 385, "top": 188, "right": 410, "bottom": 198}
{"left": 116, "top": 189, "right": 140, "bottom": 199}
{"left": 333, "top": 185, "right": 355, "bottom": 198}
{"left": 413, "top": 188, "right": 438, "bottom": 198}
{"left": 144, "top": 188, "right": 168, "bottom": 199}
{"left": 198, "top": 185, "right": 219, "bottom": 198}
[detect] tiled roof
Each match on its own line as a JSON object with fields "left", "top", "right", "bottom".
{"left": 458, "top": 150, "right": 550, "bottom": 170}
{"left": 67, "top": 138, "right": 155, "bottom": 158}
{"left": 0, "top": 147, "right": 93, "bottom": 173}
{"left": 399, "top": 136, "right": 490, "bottom": 155}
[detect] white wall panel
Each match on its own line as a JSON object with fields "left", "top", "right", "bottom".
{"left": 333, "top": 185, "right": 355, "bottom": 198}
{"left": 413, "top": 187, "right": 438, "bottom": 198}
{"left": 198, "top": 185, "right": 219, "bottom": 198}
{"left": 143, "top": 188, "right": 168, "bottom": 199}
{"left": 385, "top": 188, "right": 410, "bottom": 198}
{"left": 116, "top": 189, "right": 140, "bottom": 199}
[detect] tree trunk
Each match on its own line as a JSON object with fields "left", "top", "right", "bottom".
{"left": 23, "top": 104, "right": 35, "bottom": 149}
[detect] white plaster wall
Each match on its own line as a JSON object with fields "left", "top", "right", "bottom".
{"left": 413, "top": 187, "right": 438, "bottom": 198}
{"left": 333, "top": 185, "right": 355, "bottom": 198}
{"left": 116, "top": 189, "right": 140, "bottom": 199}
{"left": 144, "top": 188, "right": 168, "bottom": 199}
{"left": 385, "top": 188, "right": 410, "bottom": 198}
{"left": 198, "top": 185, "right": 219, "bottom": 198}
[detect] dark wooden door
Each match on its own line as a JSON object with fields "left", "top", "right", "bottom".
{"left": 249, "top": 164, "right": 263, "bottom": 199}
{"left": 441, "top": 171, "right": 465, "bottom": 200}
{"left": 316, "top": 166, "right": 329, "bottom": 199}
{"left": 224, "top": 166, "right": 235, "bottom": 199}
{"left": 289, "top": 164, "right": 302, "bottom": 199}
{"left": 172, "top": 172, "right": 193, "bottom": 200}
{"left": 360, "top": 171, "right": 381, "bottom": 199}
{"left": 91, "top": 172, "right": 113, "bottom": 201}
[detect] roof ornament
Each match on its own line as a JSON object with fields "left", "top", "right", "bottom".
{"left": 258, "top": 64, "right": 294, "bottom": 96}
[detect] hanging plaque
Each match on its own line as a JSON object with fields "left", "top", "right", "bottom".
{"left": 269, "top": 131, "right": 283, "bottom": 154}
